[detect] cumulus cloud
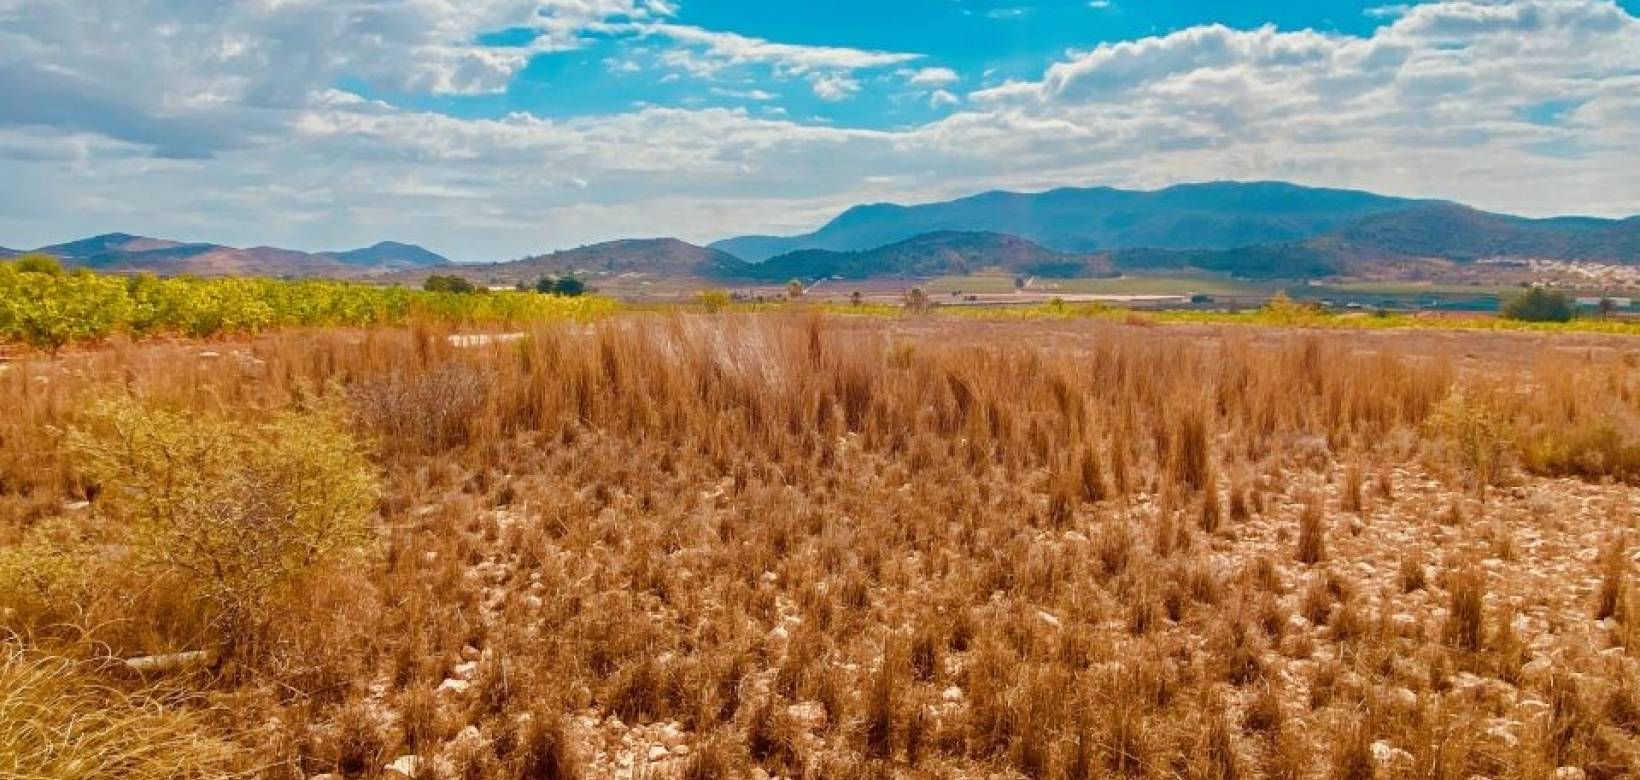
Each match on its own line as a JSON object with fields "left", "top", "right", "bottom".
{"left": 810, "top": 74, "right": 862, "bottom": 101}
{"left": 1, "top": 0, "right": 1638, "bottom": 258}
{"left": 640, "top": 23, "right": 921, "bottom": 74}
{"left": 907, "top": 67, "right": 961, "bottom": 87}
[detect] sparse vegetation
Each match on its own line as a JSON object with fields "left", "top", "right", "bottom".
{"left": 1, "top": 312, "right": 1636, "bottom": 778}
{"left": 0, "top": 261, "right": 613, "bottom": 350}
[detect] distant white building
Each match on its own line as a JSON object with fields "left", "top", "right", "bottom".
{"left": 1576, "top": 297, "right": 1632, "bottom": 307}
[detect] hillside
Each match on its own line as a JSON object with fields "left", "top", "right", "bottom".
{"left": 711, "top": 231, "right": 1109, "bottom": 281}
{"left": 713, "top": 181, "right": 1427, "bottom": 261}
{"left": 18, "top": 233, "right": 450, "bottom": 276}
{"left": 1333, "top": 204, "right": 1640, "bottom": 262}
{"left": 442, "top": 238, "right": 743, "bottom": 285}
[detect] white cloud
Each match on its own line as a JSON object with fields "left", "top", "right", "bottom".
{"left": 907, "top": 67, "right": 960, "bottom": 87}
{"left": 640, "top": 23, "right": 920, "bottom": 75}
{"left": 930, "top": 89, "right": 961, "bottom": 108}
{"left": 1, "top": 0, "right": 1638, "bottom": 258}
{"left": 810, "top": 74, "right": 861, "bottom": 101}
{"left": 710, "top": 87, "right": 779, "bottom": 101}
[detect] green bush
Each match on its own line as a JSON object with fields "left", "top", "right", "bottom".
{"left": 423, "top": 274, "right": 478, "bottom": 294}
{"left": 535, "top": 275, "right": 587, "bottom": 296}
{"left": 1501, "top": 286, "right": 1575, "bottom": 322}
{"left": 68, "top": 396, "right": 378, "bottom": 661}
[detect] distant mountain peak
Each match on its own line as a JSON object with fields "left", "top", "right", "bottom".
{"left": 711, "top": 180, "right": 1430, "bottom": 262}
{"left": 19, "top": 233, "right": 449, "bottom": 276}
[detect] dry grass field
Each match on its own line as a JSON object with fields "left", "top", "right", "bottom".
{"left": 2, "top": 313, "right": 1638, "bottom": 780}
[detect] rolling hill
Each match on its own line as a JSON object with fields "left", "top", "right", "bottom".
{"left": 710, "top": 231, "right": 1110, "bottom": 281}
{"left": 434, "top": 238, "right": 743, "bottom": 286}
{"left": 17, "top": 233, "right": 450, "bottom": 276}
{"left": 713, "top": 181, "right": 1429, "bottom": 262}
{"left": 1331, "top": 204, "right": 1640, "bottom": 262}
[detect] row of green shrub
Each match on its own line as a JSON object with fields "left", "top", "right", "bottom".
{"left": 0, "top": 257, "right": 614, "bottom": 350}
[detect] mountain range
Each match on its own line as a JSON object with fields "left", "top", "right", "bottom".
{"left": 10, "top": 182, "right": 1640, "bottom": 285}
{"left": 9, "top": 233, "right": 450, "bottom": 276}
{"left": 711, "top": 231, "right": 1109, "bottom": 281}
{"left": 713, "top": 181, "right": 1428, "bottom": 262}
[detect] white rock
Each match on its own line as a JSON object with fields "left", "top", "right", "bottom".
{"left": 648, "top": 745, "right": 670, "bottom": 762}
{"left": 454, "top": 661, "right": 479, "bottom": 679}
{"left": 657, "top": 723, "right": 684, "bottom": 748}
{"left": 383, "top": 755, "right": 422, "bottom": 778}
{"left": 1370, "top": 740, "right": 1412, "bottom": 765}
{"left": 437, "top": 678, "right": 470, "bottom": 694}
{"left": 1037, "top": 610, "right": 1062, "bottom": 629}
{"left": 124, "top": 650, "right": 216, "bottom": 675}
{"left": 943, "top": 686, "right": 964, "bottom": 703}
{"left": 1556, "top": 768, "right": 1586, "bottom": 780}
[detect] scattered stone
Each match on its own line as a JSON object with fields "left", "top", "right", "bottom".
{"left": 437, "top": 678, "right": 470, "bottom": 694}
{"left": 383, "top": 755, "right": 422, "bottom": 778}
{"left": 124, "top": 650, "right": 216, "bottom": 675}
{"left": 1370, "top": 740, "right": 1412, "bottom": 766}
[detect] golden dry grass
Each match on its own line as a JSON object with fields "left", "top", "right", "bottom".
{"left": 1, "top": 313, "right": 1637, "bottom": 779}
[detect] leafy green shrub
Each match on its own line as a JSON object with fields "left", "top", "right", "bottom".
{"left": 424, "top": 274, "right": 478, "bottom": 293}
{"left": 13, "top": 252, "right": 64, "bottom": 276}
{"left": 0, "top": 264, "right": 133, "bottom": 350}
{"left": 68, "top": 396, "right": 378, "bottom": 662}
{"left": 1501, "top": 286, "right": 1575, "bottom": 322}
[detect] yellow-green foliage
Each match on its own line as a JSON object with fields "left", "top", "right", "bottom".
{"left": 68, "top": 396, "right": 378, "bottom": 656}
{"left": 0, "top": 261, "right": 616, "bottom": 349}
{"left": 697, "top": 289, "right": 732, "bottom": 313}
{"left": 0, "top": 528, "right": 89, "bottom": 632}
{"left": 1426, "top": 388, "right": 1512, "bottom": 491}
{"left": 0, "top": 646, "right": 237, "bottom": 780}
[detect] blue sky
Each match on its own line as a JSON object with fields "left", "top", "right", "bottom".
{"left": 356, "top": 1, "right": 1487, "bottom": 129}
{"left": 1, "top": 0, "right": 1639, "bottom": 259}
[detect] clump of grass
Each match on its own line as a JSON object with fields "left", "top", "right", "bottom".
{"left": 1296, "top": 498, "right": 1326, "bottom": 565}
{"left": 0, "top": 647, "right": 237, "bottom": 780}
{"left": 1596, "top": 534, "right": 1630, "bottom": 622}
{"left": 1444, "top": 564, "right": 1487, "bottom": 652}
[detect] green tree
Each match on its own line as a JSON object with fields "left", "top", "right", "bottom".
{"left": 423, "top": 274, "right": 477, "bottom": 294}
{"left": 1597, "top": 297, "right": 1617, "bottom": 321}
{"left": 553, "top": 276, "right": 586, "bottom": 297}
{"left": 1500, "top": 286, "right": 1574, "bottom": 322}
{"left": 787, "top": 279, "right": 804, "bottom": 300}
{"left": 903, "top": 286, "right": 931, "bottom": 315}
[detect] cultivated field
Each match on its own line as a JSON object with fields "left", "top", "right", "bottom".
{"left": 2, "top": 312, "right": 1638, "bottom": 780}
